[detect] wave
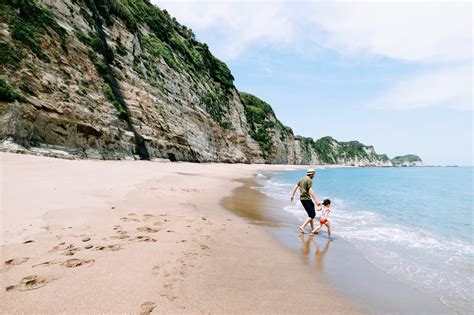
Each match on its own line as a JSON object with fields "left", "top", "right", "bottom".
{"left": 253, "top": 171, "right": 474, "bottom": 314}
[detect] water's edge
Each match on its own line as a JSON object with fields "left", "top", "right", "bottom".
{"left": 221, "top": 174, "right": 455, "bottom": 314}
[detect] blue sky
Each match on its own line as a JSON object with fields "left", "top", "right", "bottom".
{"left": 155, "top": 1, "right": 472, "bottom": 165}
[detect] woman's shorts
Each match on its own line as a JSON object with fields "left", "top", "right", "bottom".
{"left": 300, "top": 199, "right": 315, "bottom": 219}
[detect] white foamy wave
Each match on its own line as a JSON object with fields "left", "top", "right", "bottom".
{"left": 253, "top": 171, "right": 474, "bottom": 313}
{"left": 252, "top": 176, "right": 294, "bottom": 201}
{"left": 331, "top": 208, "right": 473, "bottom": 314}
{"left": 283, "top": 204, "right": 307, "bottom": 222}
{"left": 331, "top": 209, "right": 474, "bottom": 255}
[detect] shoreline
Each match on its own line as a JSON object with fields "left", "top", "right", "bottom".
{"left": 0, "top": 152, "right": 359, "bottom": 313}
{"left": 230, "top": 173, "right": 456, "bottom": 314}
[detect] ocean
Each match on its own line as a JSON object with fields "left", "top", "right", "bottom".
{"left": 254, "top": 167, "right": 473, "bottom": 314}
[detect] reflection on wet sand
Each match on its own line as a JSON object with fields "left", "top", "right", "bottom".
{"left": 314, "top": 238, "right": 332, "bottom": 272}
{"left": 299, "top": 234, "right": 332, "bottom": 271}
{"left": 220, "top": 179, "right": 281, "bottom": 227}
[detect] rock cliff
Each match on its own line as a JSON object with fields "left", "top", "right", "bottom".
{"left": 0, "top": 0, "right": 414, "bottom": 166}
{"left": 313, "top": 136, "right": 393, "bottom": 167}
{"left": 0, "top": 0, "right": 320, "bottom": 163}
{"left": 392, "top": 154, "right": 424, "bottom": 167}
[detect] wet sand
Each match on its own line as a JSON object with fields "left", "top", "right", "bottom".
{"left": 224, "top": 178, "right": 455, "bottom": 314}
{"left": 0, "top": 153, "right": 360, "bottom": 314}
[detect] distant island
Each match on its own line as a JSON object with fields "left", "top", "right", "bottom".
{"left": 391, "top": 155, "right": 424, "bottom": 167}
{"left": 0, "top": 0, "right": 421, "bottom": 167}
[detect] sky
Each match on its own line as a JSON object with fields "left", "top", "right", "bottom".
{"left": 154, "top": 0, "right": 473, "bottom": 166}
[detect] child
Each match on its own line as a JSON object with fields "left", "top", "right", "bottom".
{"left": 311, "top": 199, "right": 332, "bottom": 239}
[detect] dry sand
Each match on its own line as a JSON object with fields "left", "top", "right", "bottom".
{"left": 0, "top": 153, "right": 361, "bottom": 314}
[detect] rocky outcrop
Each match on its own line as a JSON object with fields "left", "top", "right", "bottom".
{"left": 0, "top": 0, "right": 318, "bottom": 163}
{"left": 0, "top": 0, "right": 253, "bottom": 162}
{"left": 239, "top": 92, "right": 317, "bottom": 165}
{"left": 392, "top": 155, "right": 424, "bottom": 167}
{"left": 0, "top": 0, "right": 416, "bottom": 166}
{"left": 313, "top": 136, "right": 393, "bottom": 167}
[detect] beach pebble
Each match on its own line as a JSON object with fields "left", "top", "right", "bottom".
{"left": 82, "top": 237, "right": 91, "bottom": 242}
{"left": 85, "top": 244, "right": 93, "bottom": 249}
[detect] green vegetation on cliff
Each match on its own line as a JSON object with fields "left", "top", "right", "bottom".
{"left": 314, "top": 136, "right": 390, "bottom": 165}
{"left": 240, "top": 92, "right": 292, "bottom": 154}
{"left": 0, "top": 0, "right": 419, "bottom": 165}
{"left": 86, "top": 0, "right": 234, "bottom": 90}
{"left": 0, "top": 0, "right": 66, "bottom": 62}
{"left": 0, "top": 79, "right": 25, "bottom": 102}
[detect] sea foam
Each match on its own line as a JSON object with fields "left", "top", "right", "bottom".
{"left": 253, "top": 169, "right": 474, "bottom": 314}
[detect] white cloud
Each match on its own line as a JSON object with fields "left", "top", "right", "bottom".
{"left": 306, "top": 2, "right": 472, "bottom": 63}
{"left": 154, "top": 0, "right": 472, "bottom": 62}
{"left": 368, "top": 64, "right": 472, "bottom": 110}
{"left": 153, "top": 0, "right": 472, "bottom": 111}
{"left": 152, "top": 1, "right": 294, "bottom": 58}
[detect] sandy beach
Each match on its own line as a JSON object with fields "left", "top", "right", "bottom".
{"left": 0, "top": 153, "right": 361, "bottom": 314}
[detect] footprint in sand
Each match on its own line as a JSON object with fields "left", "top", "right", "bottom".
{"left": 139, "top": 301, "right": 156, "bottom": 315}
{"left": 6, "top": 275, "right": 54, "bottom": 292}
{"left": 151, "top": 265, "right": 160, "bottom": 275}
{"left": 23, "top": 240, "right": 34, "bottom": 244}
{"left": 136, "top": 226, "right": 160, "bottom": 233}
{"left": 130, "top": 236, "right": 157, "bottom": 243}
{"left": 120, "top": 217, "right": 139, "bottom": 223}
{"left": 32, "top": 260, "right": 59, "bottom": 268}
{"left": 4, "top": 257, "right": 29, "bottom": 266}
{"left": 63, "top": 245, "right": 81, "bottom": 256}
{"left": 112, "top": 234, "right": 130, "bottom": 240}
{"left": 51, "top": 242, "right": 81, "bottom": 256}
{"left": 181, "top": 188, "right": 200, "bottom": 193}
{"left": 61, "top": 258, "right": 95, "bottom": 268}
{"left": 95, "top": 244, "right": 121, "bottom": 252}
{"left": 52, "top": 242, "right": 66, "bottom": 250}
{"left": 142, "top": 214, "right": 154, "bottom": 219}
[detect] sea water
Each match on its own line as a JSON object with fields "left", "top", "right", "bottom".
{"left": 254, "top": 167, "right": 473, "bottom": 313}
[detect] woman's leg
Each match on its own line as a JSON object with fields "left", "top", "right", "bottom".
{"left": 311, "top": 223, "right": 323, "bottom": 235}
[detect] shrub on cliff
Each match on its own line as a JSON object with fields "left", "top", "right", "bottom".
{"left": 1, "top": 0, "right": 66, "bottom": 62}
{"left": 0, "top": 79, "right": 25, "bottom": 102}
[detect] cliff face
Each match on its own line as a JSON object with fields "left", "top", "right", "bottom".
{"left": 313, "top": 136, "right": 394, "bottom": 167}
{"left": 0, "top": 0, "right": 294, "bottom": 163}
{"left": 239, "top": 92, "right": 317, "bottom": 165}
{"left": 0, "top": 0, "right": 406, "bottom": 166}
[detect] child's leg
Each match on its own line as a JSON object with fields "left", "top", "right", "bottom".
{"left": 326, "top": 223, "right": 331, "bottom": 237}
